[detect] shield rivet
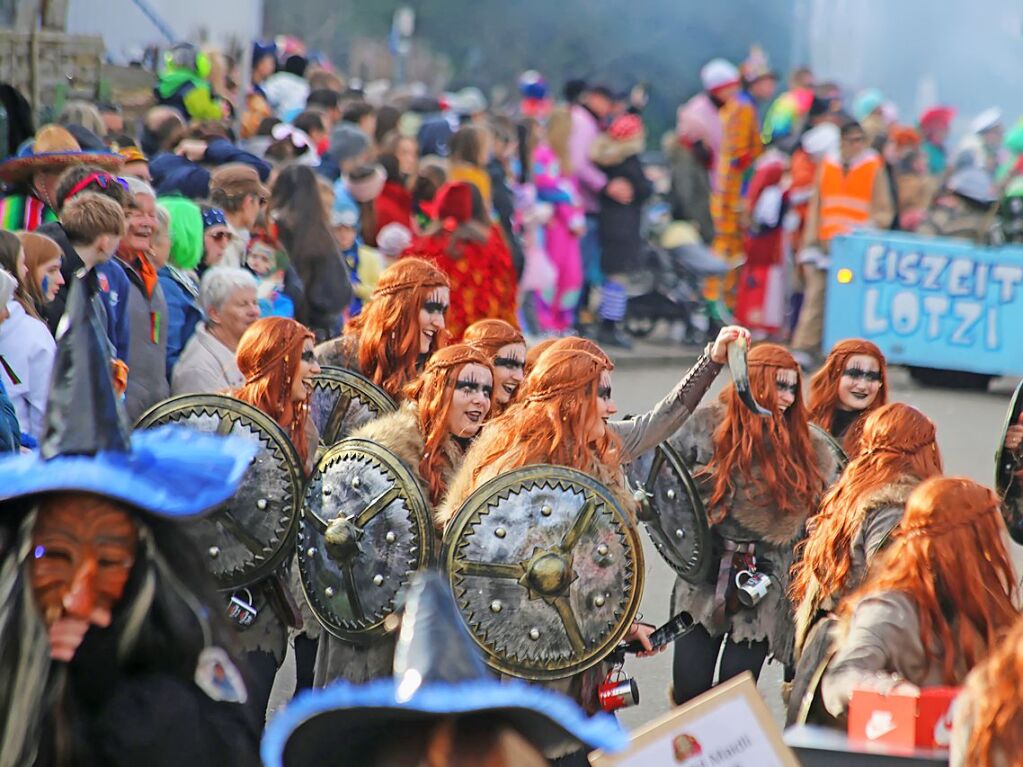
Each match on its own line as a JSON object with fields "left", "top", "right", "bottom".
{"left": 495, "top": 527, "right": 507, "bottom": 539}
{"left": 373, "top": 574, "right": 384, "bottom": 586}
{"left": 306, "top": 547, "right": 316, "bottom": 558}
{"left": 208, "top": 546, "right": 220, "bottom": 558}
{"left": 666, "top": 489, "right": 677, "bottom": 500}
{"left": 596, "top": 544, "right": 609, "bottom": 556}
{"left": 529, "top": 628, "right": 540, "bottom": 640}
{"left": 325, "top": 586, "right": 335, "bottom": 598}
{"left": 541, "top": 504, "right": 553, "bottom": 517}
{"left": 675, "top": 529, "right": 685, "bottom": 540}
{"left": 385, "top": 531, "right": 397, "bottom": 544}
{"left": 352, "top": 476, "right": 361, "bottom": 489}
{"left": 323, "top": 487, "right": 332, "bottom": 497}
{"left": 594, "top": 595, "right": 606, "bottom": 607}
{"left": 490, "top": 600, "right": 503, "bottom": 613}
{"left": 256, "top": 498, "right": 268, "bottom": 510}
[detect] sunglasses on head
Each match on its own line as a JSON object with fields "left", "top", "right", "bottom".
{"left": 63, "top": 172, "right": 130, "bottom": 203}
{"left": 842, "top": 368, "right": 882, "bottom": 383}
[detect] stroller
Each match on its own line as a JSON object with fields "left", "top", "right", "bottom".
{"left": 625, "top": 204, "right": 741, "bottom": 345}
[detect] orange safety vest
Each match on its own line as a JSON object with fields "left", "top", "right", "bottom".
{"left": 818, "top": 152, "right": 883, "bottom": 243}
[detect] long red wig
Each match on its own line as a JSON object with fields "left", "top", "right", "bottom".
{"left": 839, "top": 477, "right": 1018, "bottom": 684}
{"left": 967, "top": 615, "right": 1023, "bottom": 767}
{"left": 404, "top": 343, "right": 493, "bottom": 506}
{"left": 233, "top": 316, "right": 314, "bottom": 469}
{"left": 523, "top": 338, "right": 558, "bottom": 379}
{"left": 807, "top": 339, "right": 888, "bottom": 457}
{"left": 439, "top": 348, "right": 623, "bottom": 526}
{"left": 462, "top": 319, "right": 525, "bottom": 413}
{"left": 790, "top": 403, "right": 942, "bottom": 605}
{"left": 344, "top": 257, "right": 450, "bottom": 400}
{"left": 704, "top": 343, "right": 823, "bottom": 524}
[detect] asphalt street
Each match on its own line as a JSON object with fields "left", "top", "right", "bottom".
{"left": 267, "top": 357, "right": 1020, "bottom": 736}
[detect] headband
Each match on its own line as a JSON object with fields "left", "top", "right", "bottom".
{"left": 63, "top": 171, "right": 129, "bottom": 204}
{"left": 525, "top": 350, "right": 606, "bottom": 403}
{"left": 202, "top": 206, "right": 228, "bottom": 230}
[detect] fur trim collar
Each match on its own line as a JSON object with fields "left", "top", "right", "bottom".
{"left": 590, "top": 134, "right": 645, "bottom": 168}
{"left": 352, "top": 402, "right": 425, "bottom": 474}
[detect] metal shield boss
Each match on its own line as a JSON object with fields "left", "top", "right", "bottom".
{"left": 135, "top": 394, "right": 305, "bottom": 589}
{"left": 298, "top": 438, "right": 434, "bottom": 641}
{"left": 442, "top": 466, "right": 643, "bottom": 681}
{"left": 308, "top": 366, "right": 397, "bottom": 447}
{"left": 995, "top": 380, "right": 1023, "bottom": 544}
{"left": 626, "top": 441, "right": 711, "bottom": 584}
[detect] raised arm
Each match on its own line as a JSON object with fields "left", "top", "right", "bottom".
{"left": 613, "top": 326, "right": 748, "bottom": 461}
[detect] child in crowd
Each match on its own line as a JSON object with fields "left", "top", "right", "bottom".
{"left": 330, "top": 200, "right": 382, "bottom": 317}
{"left": 246, "top": 228, "right": 294, "bottom": 318}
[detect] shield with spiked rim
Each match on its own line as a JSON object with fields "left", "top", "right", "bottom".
{"left": 308, "top": 366, "right": 397, "bottom": 447}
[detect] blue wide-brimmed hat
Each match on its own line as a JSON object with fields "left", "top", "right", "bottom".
{"left": 0, "top": 275, "right": 254, "bottom": 518}
{"left": 262, "top": 572, "right": 628, "bottom": 767}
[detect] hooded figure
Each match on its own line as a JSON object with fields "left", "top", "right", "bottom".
{"left": 0, "top": 276, "right": 260, "bottom": 767}
{"left": 154, "top": 43, "right": 225, "bottom": 122}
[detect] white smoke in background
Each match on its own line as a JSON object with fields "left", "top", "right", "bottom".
{"left": 805, "top": 0, "right": 1023, "bottom": 136}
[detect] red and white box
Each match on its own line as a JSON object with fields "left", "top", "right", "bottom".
{"left": 848, "top": 686, "right": 959, "bottom": 751}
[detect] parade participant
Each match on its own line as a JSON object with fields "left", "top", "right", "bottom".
{"left": 116, "top": 178, "right": 169, "bottom": 422}
{"left": 523, "top": 336, "right": 558, "bottom": 378}
{"left": 918, "top": 167, "right": 999, "bottom": 244}
{"left": 0, "top": 276, "right": 260, "bottom": 767}
{"left": 406, "top": 181, "right": 518, "bottom": 340}
{"left": 667, "top": 343, "right": 841, "bottom": 705}
{"left": 0, "top": 124, "right": 123, "bottom": 232}
{"left": 919, "top": 106, "right": 955, "bottom": 177}
{"left": 790, "top": 404, "right": 942, "bottom": 658}
{"left": 951, "top": 614, "right": 1023, "bottom": 767}
{"left": 18, "top": 231, "right": 64, "bottom": 317}
{"left": 264, "top": 573, "right": 626, "bottom": 767}
{"left": 228, "top": 315, "right": 321, "bottom": 714}
{"left": 172, "top": 267, "right": 259, "bottom": 395}
{"left": 315, "top": 258, "right": 450, "bottom": 400}
{"left": 821, "top": 477, "right": 1018, "bottom": 720}
{"left": 463, "top": 319, "right": 526, "bottom": 413}
{"left": 314, "top": 344, "right": 494, "bottom": 686}
{"left": 806, "top": 339, "right": 888, "bottom": 457}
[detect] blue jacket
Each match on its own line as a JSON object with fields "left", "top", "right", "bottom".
{"left": 158, "top": 266, "right": 202, "bottom": 375}
{"left": 150, "top": 139, "right": 272, "bottom": 199}
{"left": 0, "top": 377, "right": 20, "bottom": 453}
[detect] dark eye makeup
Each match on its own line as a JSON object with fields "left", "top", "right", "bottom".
{"left": 775, "top": 381, "right": 799, "bottom": 395}
{"left": 424, "top": 301, "right": 448, "bottom": 315}
{"left": 494, "top": 356, "right": 525, "bottom": 370}
{"left": 597, "top": 386, "right": 612, "bottom": 400}
{"left": 301, "top": 350, "right": 316, "bottom": 363}
{"left": 842, "top": 368, "right": 882, "bottom": 383}
{"left": 456, "top": 379, "right": 493, "bottom": 398}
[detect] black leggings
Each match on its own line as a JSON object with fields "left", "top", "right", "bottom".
{"left": 671, "top": 624, "right": 769, "bottom": 705}
{"left": 294, "top": 633, "right": 318, "bottom": 692}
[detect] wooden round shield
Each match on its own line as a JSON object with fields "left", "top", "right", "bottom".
{"left": 136, "top": 394, "right": 305, "bottom": 589}
{"left": 996, "top": 380, "right": 1023, "bottom": 543}
{"left": 625, "top": 442, "right": 711, "bottom": 584}
{"left": 442, "top": 466, "right": 643, "bottom": 681}
{"left": 810, "top": 424, "right": 849, "bottom": 473}
{"left": 297, "top": 438, "right": 434, "bottom": 641}
{"left": 309, "top": 366, "right": 396, "bottom": 447}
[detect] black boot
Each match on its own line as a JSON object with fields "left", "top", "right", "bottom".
{"left": 597, "top": 319, "right": 634, "bottom": 350}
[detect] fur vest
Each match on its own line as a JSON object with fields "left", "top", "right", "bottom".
{"left": 352, "top": 401, "right": 465, "bottom": 528}
{"left": 793, "top": 477, "right": 917, "bottom": 656}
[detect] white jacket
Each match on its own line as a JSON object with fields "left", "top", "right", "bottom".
{"left": 0, "top": 300, "right": 55, "bottom": 439}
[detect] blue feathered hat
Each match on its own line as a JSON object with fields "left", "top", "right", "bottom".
{"left": 0, "top": 275, "right": 254, "bottom": 518}
{"left": 261, "top": 572, "right": 628, "bottom": 767}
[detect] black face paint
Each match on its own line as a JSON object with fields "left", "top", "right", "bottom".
{"left": 842, "top": 367, "right": 882, "bottom": 383}
{"left": 423, "top": 301, "right": 448, "bottom": 315}
{"left": 775, "top": 380, "right": 799, "bottom": 395}
{"left": 597, "top": 385, "right": 612, "bottom": 400}
{"left": 456, "top": 378, "right": 493, "bottom": 399}
{"left": 494, "top": 355, "right": 525, "bottom": 371}
{"left": 301, "top": 350, "right": 316, "bottom": 363}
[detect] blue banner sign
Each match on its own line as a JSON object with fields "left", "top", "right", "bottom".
{"left": 824, "top": 231, "right": 1023, "bottom": 376}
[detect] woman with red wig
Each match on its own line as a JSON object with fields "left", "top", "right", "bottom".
{"left": 463, "top": 318, "right": 526, "bottom": 413}
{"left": 807, "top": 339, "right": 888, "bottom": 458}
{"left": 316, "top": 257, "right": 449, "bottom": 402}
{"left": 951, "top": 614, "right": 1023, "bottom": 767}
{"left": 821, "top": 477, "right": 1018, "bottom": 721}
{"left": 315, "top": 343, "right": 494, "bottom": 685}
{"left": 229, "top": 316, "right": 322, "bottom": 715}
{"left": 791, "top": 403, "right": 942, "bottom": 655}
{"left": 667, "top": 343, "right": 841, "bottom": 705}
{"left": 405, "top": 181, "right": 518, "bottom": 340}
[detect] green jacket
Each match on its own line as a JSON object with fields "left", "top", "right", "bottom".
{"left": 156, "top": 69, "right": 223, "bottom": 122}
